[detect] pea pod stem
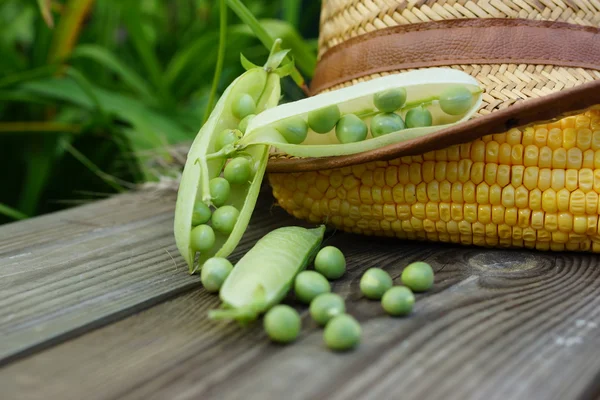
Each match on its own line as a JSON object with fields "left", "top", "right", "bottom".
{"left": 194, "top": 156, "right": 213, "bottom": 206}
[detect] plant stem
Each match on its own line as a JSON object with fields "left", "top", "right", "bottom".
{"left": 204, "top": 0, "right": 228, "bottom": 123}
{"left": 226, "top": 0, "right": 308, "bottom": 94}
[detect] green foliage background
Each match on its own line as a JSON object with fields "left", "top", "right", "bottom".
{"left": 0, "top": 0, "right": 321, "bottom": 225}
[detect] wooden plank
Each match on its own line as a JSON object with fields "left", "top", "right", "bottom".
{"left": 0, "top": 185, "right": 298, "bottom": 365}
{"left": 2, "top": 233, "right": 600, "bottom": 400}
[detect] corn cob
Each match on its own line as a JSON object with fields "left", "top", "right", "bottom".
{"left": 268, "top": 108, "right": 600, "bottom": 252}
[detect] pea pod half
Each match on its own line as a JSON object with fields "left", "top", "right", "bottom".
{"left": 174, "top": 40, "right": 289, "bottom": 273}
{"left": 239, "top": 68, "right": 483, "bottom": 157}
{"left": 209, "top": 225, "right": 326, "bottom": 324}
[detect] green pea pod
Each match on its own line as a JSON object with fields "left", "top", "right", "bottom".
{"left": 209, "top": 225, "right": 326, "bottom": 324}
{"left": 174, "top": 40, "right": 288, "bottom": 273}
{"left": 239, "top": 68, "right": 483, "bottom": 157}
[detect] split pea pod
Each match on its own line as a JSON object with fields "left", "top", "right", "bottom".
{"left": 239, "top": 68, "right": 483, "bottom": 158}
{"left": 209, "top": 225, "right": 326, "bottom": 324}
{"left": 174, "top": 40, "right": 291, "bottom": 273}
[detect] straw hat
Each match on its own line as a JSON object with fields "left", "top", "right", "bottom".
{"left": 265, "top": 0, "right": 600, "bottom": 252}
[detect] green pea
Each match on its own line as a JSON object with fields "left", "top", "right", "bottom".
{"left": 309, "top": 293, "right": 345, "bottom": 326}
{"left": 373, "top": 88, "right": 407, "bottom": 112}
{"left": 191, "top": 202, "right": 211, "bottom": 226}
{"left": 323, "top": 314, "right": 361, "bottom": 351}
{"left": 360, "top": 267, "right": 393, "bottom": 300}
{"left": 232, "top": 93, "right": 256, "bottom": 119}
{"left": 314, "top": 246, "right": 346, "bottom": 280}
{"left": 294, "top": 270, "right": 331, "bottom": 304}
{"left": 200, "top": 257, "right": 233, "bottom": 293}
{"left": 401, "top": 261, "right": 434, "bottom": 292}
{"left": 370, "top": 112, "right": 405, "bottom": 137}
{"left": 335, "top": 114, "right": 368, "bottom": 144}
{"left": 439, "top": 86, "right": 473, "bottom": 115}
{"left": 381, "top": 286, "right": 415, "bottom": 316}
{"left": 224, "top": 157, "right": 252, "bottom": 185}
{"left": 211, "top": 205, "right": 240, "bottom": 235}
{"left": 238, "top": 114, "right": 256, "bottom": 134}
{"left": 209, "top": 177, "right": 231, "bottom": 207}
{"left": 307, "top": 105, "right": 341, "bottom": 134}
{"left": 190, "top": 224, "right": 215, "bottom": 252}
{"left": 264, "top": 304, "right": 301, "bottom": 344}
{"left": 405, "top": 106, "right": 433, "bottom": 128}
{"left": 276, "top": 116, "right": 308, "bottom": 144}
{"left": 215, "top": 129, "right": 239, "bottom": 151}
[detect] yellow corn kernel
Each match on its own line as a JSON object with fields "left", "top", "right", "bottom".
{"left": 458, "top": 159, "right": 473, "bottom": 183}
{"left": 422, "top": 161, "right": 435, "bottom": 183}
{"left": 538, "top": 168, "right": 552, "bottom": 191}
{"left": 593, "top": 130, "right": 600, "bottom": 150}
{"left": 583, "top": 150, "right": 594, "bottom": 168}
{"left": 451, "top": 203, "right": 463, "bottom": 221}
{"left": 478, "top": 204, "right": 491, "bottom": 224}
{"left": 463, "top": 204, "right": 477, "bottom": 223}
{"left": 522, "top": 127, "right": 535, "bottom": 146}
{"left": 434, "top": 161, "right": 447, "bottom": 181}
{"left": 385, "top": 166, "right": 398, "bottom": 187}
{"left": 464, "top": 181, "right": 476, "bottom": 203}
{"left": 426, "top": 202, "right": 439, "bottom": 220}
{"left": 490, "top": 184, "right": 502, "bottom": 205}
{"left": 451, "top": 182, "right": 463, "bottom": 203}
{"left": 524, "top": 145, "right": 539, "bottom": 167}
{"left": 570, "top": 190, "right": 586, "bottom": 215}
{"left": 551, "top": 169, "right": 565, "bottom": 191}
{"left": 497, "top": 165, "right": 510, "bottom": 187}
{"left": 412, "top": 203, "right": 425, "bottom": 219}
{"left": 586, "top": 191, "right": 598, "bottom": 214}
{"left": 557, "top": 188, "right": 570, "bottom": 212}
{"left": 492, "top": 205, "right": 505, "bottom": 224}
{"left": 446, "top": 162, "right": 458, "bottom": 183}
{"left": 552, "top": 148, "right": 567, "bottom": 169}
{"left": 427, "top": 181, "right": 440, "bottom": 202}
{"left": 542, "top": 189, "right": 558, "bottom": 213}
{"left": 515, "top": 185, "right": 529, "bottom": 208}
{"left": 440, "top": 181, "right": 452, "bottom": 202}
{"left": 530, "top": 188, "right": 542, "bottom": 211}
{"left": 398, "top": 164, "right": 409, "bottom": 184}
{"left": 524, "top": 167, "right": 539, "bottom": 190}
{"left": 511, "top": 144, "right": 524, "bottom": 165}
{"left": 471, "top": 141, "right": 486, "bottom": 162}
{"left": 506, "top": 128, "right": 522, "bottom": 145}
{"left": 539, "top": 147, "right": 552, "bottom": 168}
{"left": 566, "top": 170, "right": 579, "bottom": 192}
{"left": 563, "top": 128, "right": 577, "bottom": 149}
{"left": 518, "top": 209, "right": 531, "bottom": 227}
{"left": 440, "top": 203, "right": 451, "bottom": 222}
{"left": 486, "top": 141, "right": 500, "bottom": 163}
{"left": 547, "top": 128, "right": 563, "bottom": 149}
{"left": 499, "top": 143, "right": 512, "bottom": 165}
{"left": 574, "top": 215, "right": 588, "bottom": 234}
{"left": 477, "top": 182, "right": 490, "bottom": 204}
{"left": 587, "top": 215, "right": 598, "bottom": 235}
{"left": 416, "top": 182, "right": 428, "bottom": 203}
{"left": 505, "top": 208, "right": 518, "bottom": 226}
{"left": 501, "top": 185, "right": 515, "bottom": 207}
{"left": 484, "top": 163, "right": 498, "bottom": 186}
{"left": 404, "top": 184, "right": 416, "bottom": 204}
{"left": 567, "top": 148, "right": 583, "bottom": 169}
{"left": 512, "top": 165, "right": 525, "bottom": 186}
{"left": 579, "top": 168, "right": 594, "bottom": 192}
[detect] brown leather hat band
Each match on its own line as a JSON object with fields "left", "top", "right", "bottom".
{"left": 309, "top": 18, "right": 600, "bottom": 95}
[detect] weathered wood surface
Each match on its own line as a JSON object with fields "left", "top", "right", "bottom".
{"left": 2, "top": 185, "right": 600, "bottom": 400}
{"left": 0, "top": 185, "right": 295, "bottom": 365}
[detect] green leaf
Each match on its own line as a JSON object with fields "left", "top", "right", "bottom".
{"left": 36, "top": 0, "right": 54, "bottom": 28}
{"left": 0, "top": 203, "right": 28, "bottom": 220}
{"left": 71, "top": 45, "right": 156, "bottom": 101}
{"left": 240, "top": 53, "right": 259, "bottom": 71}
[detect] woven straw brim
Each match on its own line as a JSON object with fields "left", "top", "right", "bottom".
{"left": 315, "top": 0, "right": 600, "bottom": 115}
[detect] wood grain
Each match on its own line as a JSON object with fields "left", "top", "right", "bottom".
{"left": 0, "top": 185, "right": 299, "bottom": 365}
{"left": 2, "top": 226, "right": 600, "bottom": 400}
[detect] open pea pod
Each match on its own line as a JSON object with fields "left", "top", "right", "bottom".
{"left": 174, "top": 40, "right": 289, "bottom": 273}
{"left": 239, "top": 68, "right": 483, "bottom": 157}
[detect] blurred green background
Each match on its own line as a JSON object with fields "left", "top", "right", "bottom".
{"left": 0, "top": 0, "right": 321, "bottom": 225}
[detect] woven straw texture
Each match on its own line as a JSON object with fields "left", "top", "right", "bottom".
{"left": 266, "top": 0, "right": 600, "bottom": 252}
{"left": 316, "top": 0, "right": 600, "bottom": 115}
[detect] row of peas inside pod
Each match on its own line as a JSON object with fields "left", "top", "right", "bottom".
{"left": 202, "top": 224, "right": 436, "bottom": 352}
{"left": 174, "top": 37, "right": 483, "bottom": 275}
{"left": 238, "top": 68, "right": 483, "bottom": 158}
